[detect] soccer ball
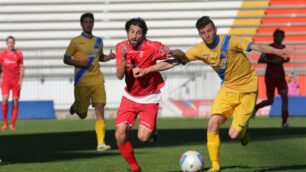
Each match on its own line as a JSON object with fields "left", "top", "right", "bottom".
{"left": 179, "top": 150, "right": 204, "bottom": 172}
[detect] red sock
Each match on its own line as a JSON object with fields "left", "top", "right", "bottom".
{"left": 282, "top": 111, "right": 288, "bottom": 125}
{"left": 118, "top": 140, "right": 140, "bottom": 171}
{"left": 2, "top": 103, "right": 8, "bottom": 124}
{"left": 11, "top": 106, "right": 18, "bottom": 125}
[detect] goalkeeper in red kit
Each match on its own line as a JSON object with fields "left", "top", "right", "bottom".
{"left": 253, "top": 29, "right": 290, "bottom": 128}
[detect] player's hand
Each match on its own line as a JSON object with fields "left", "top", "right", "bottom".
{"left": 108, "top": 49, "right": 116, "bottom": 60}
{"left": 168, "top": 50, "right": 179, "bottom": 58}
{"left": 121, "top": 45, "right": 128, "bottom": 60}
{"left": 278, "top": 48, "right": 290, "bottom": 60}
{"left": 78, "top": 58, "right": 89, "bottom": 68}
{"left": 132, "top": 67, "right": 147, "bottom": 78}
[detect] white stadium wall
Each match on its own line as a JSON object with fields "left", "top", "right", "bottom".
{"left": 3, "top": 69, "right": 221, "bottom": 110}
{"left": 0, "top": 0, "right": 242, "bottom": 117}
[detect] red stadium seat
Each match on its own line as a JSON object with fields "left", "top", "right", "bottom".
{"left": 261, "top": 17, "right": 306, "bottom": 24}
{"left": 270, "top": 0, "right": 306, "bottom": 5}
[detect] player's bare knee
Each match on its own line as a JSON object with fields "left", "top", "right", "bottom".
{"left": 115, "top": 130, "right": 127, "bottom": 144}
{"left": 229, "top": 132, "right": 239, "bottom": 140}
{"left": 138, "top": 134, "right": 150, "bottom": 142}
{"left": 228, "top": 128, "right": 239, "bottom": 139}
{"left": 13, "top": 100, "right": 18, "bottom": 107}
{"left": 2, "top": 98, "right": 8, "bottom": 104}
{"left": 208, "top": 118, "right": 220, "bottom": 132}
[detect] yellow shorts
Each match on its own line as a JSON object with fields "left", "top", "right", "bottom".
{"left": 74, "top": 82, "right": 106, "bottom": 114}
{"left": 211, "top": 88, "right": 257, "bottom": 131}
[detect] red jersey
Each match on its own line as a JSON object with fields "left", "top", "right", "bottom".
{"left": 264, "top": 43, "right": 287, "bottom": 79}
{"left": 0, "top": 49, "right": 23, "bottom": 81}
{"left": 116, "top": 39, "right": 167, "bottom": 96}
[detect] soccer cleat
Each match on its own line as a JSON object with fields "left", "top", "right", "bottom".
{"left": 281, "top": 123, "right": 290, "bottom": 128}
{"left": 1, "top": 123, "right": 8, "bottom": 132}
{"left": 207, "top": 167, "right": 220, "bottom": 172}
{"left": 127, "top": 168, "right": 141, "bottom": 172}
{"left": 149, "top": 132, "right": 158, "bottom": 144}
{"left": 69, "top": 102, "right": 76, "bottom": 115}
{"left": 97, "top": 143, "right": 111, "bottom": 152}
{"left": 240, "top": 130, "right": 250, "bottom": 146}
{"left": 9, "top": 124, "right": 16, "bottom": 131}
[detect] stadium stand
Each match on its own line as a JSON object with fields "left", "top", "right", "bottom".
{"left": 0, "top": 0, "right": 305, "bottom": 113}
{"left": 0, "top": 0, "right": 252, "bottom": 79}
{"left": 249, "top": 0, "right": 306, "bottom": 98}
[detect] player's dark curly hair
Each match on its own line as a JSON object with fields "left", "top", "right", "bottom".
{"left": 80, "top": 13, "right": 94, "bottom": 23}
{"left": 273, "top": 29, "right": 285, "bottom": 37}
{"left": 125, "top": 17, "right": 148, "bottom": 35}
{"left": 6, "top": 35, "right": 15, "bottom": 41}
{"left": 196, "top": 16, "right": 215, "bottom": 30}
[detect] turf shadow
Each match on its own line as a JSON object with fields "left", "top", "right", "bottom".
{"left": 128, "top": 127, "right": 306, "bottom": 148}
{"left": 255, "top": 164, "right": 306, "bottom": 172}
{"left": 0, "top": 127, "right": 305, "bottom": 164}
{"left": 0, "top": 131, "right": 119, "bottom": 164}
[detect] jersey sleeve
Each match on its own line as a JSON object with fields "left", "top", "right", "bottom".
{"left": 231, "top": 36, "right": 253, "bottom": 52}
{"left": 184, "top": 46, "right": 200, "bottom": 63}
{"left": 152, "top": 42, "right": 168, "bottom": 61}
{"left": 65, "top": 39, "right": 77, "bottom": 57}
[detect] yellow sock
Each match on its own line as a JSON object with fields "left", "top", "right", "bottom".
{"left": 95, "top": 119, "right": 106, "bottom": 145}
{"left": 207, "top": 131, "right": 220, "bottom": 170}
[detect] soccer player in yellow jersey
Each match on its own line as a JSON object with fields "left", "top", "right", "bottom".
{"left": 63, "top": 13, "right": 115, "bottom": 152}
{"left": 132, "top": 16, "right": 289, "bottom": 172}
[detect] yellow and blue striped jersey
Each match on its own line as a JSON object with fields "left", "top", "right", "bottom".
{"left": 183, "top": 35, "right": 257, "bottom": 93}
{"left": 65, "top": 34, "right": 104, "bottom": 86}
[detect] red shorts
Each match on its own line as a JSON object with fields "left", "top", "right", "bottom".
{"left": 115, "top": 96, "right": 159, "bottom": 132}
{"left": 1, "top": 80, "right": 20, "bottom": 99}
{"left": 265, "top": 76, "right": 288, "bottom": 98}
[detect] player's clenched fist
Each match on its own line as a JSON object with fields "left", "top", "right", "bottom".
{"left": 132, "top": 67, "right": 147, "bottom": 78}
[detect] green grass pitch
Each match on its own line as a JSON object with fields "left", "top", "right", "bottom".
{"left": 0, "top": 117, "right": 306, "bottom": 172}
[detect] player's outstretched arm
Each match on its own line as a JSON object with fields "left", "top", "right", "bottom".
{"left": 100, "top": 49, "right": 115, "bottom": 62}
{"left": 63, "top": 55, "right": 89, "bottom": 68}
{"left": 133, "top": 59, "right": 181, "bottom": 78}
{"left": 250, "top": 43, "right": 289, "bottom": 59}
{"left": 99, "top": 42, "right": 115, "bottom": 62}
{"left": 169, "top": 49, "right": 188, "bottom": 60}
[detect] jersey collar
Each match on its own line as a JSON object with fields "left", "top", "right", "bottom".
{"left": 209, "top": 35, "right": 220, "bottom": 50}
{"left": 81, "top": 32, "right": 93, "bottom": 39}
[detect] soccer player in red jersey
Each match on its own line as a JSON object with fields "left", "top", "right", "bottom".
{"left": 253, "top": 29, "right": 290, "bottom": 128}
{"left": 114, "top": 18, "right": 171, "bottom": 172}
{"left": 0, "top": 36, "right": 23, "bottom": 131}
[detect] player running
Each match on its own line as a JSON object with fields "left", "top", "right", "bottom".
{"left": 253, "top": 29, "right": 290, "bottom": 128}
{"left": 114, "top": 18, "right": 171, "bottom": 172}
{"left": 0, "top": 36, "right": 23, "bottom": 132}
{"left": 133, "top": 16, "right": 289, "bottom": 172}
{"left": 63, "top": 13, "right": 114, "bottom": 151}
